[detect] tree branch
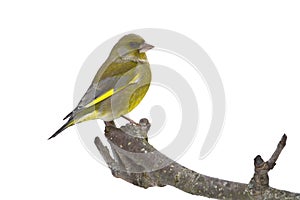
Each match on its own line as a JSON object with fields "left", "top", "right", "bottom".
{"left": 94, "top": 119, "right": 300, "bottom": 199}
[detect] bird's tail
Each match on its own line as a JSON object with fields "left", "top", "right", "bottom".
{"left": 49, "top": 119, "right": 75, "bottom": 140}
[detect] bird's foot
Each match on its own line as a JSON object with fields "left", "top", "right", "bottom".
{"left": 104, "top": 120, "right": 116, "bottom": 127}
{"left": 121, "top": 115, "right": 139, "bottom": 125}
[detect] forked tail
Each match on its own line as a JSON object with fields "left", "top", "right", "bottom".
{"left": 48, "top": 119, "right": 74, "bottom": 140}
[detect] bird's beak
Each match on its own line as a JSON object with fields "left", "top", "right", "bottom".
{"left": 139, "top": 43, "right": 154, "bottom": 53}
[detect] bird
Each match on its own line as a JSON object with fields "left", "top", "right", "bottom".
{"left": 49, "top": 34, "right": 154, "bottom": 140}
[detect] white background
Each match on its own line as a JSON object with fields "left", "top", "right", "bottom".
{"left": 1, "top": 1, "right": 300, "bottom": 199}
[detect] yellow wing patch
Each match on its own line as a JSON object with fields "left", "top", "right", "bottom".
{"left": 84, "top": 74, "right": 140, "bottom": 108}
{"left": 85, "top": 89, "right": 114, "bottom": 108}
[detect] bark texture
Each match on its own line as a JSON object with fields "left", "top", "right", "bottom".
{"left": 94, "top": 119, "right": 300, "bottom": 199}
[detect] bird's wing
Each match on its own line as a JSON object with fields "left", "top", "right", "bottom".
{"left": 76, "top": 67, "right": 140, "bottom": 110}
{"left": 62, "top": 79, "right": 116, "bottom": 120}
{"left": 76, "top": 77, "right": 117, "bottom": 109}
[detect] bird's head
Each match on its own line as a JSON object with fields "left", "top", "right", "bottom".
{"left": 110, "top": 34, "right": 154, "bottom": 59}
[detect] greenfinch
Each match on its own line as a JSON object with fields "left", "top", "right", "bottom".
{"left": 49, "top": 34, "right": 154, "bottom": 140}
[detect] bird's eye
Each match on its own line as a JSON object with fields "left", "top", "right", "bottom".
{"left": 129, "top": 42, "right": 140, "bottom": 49}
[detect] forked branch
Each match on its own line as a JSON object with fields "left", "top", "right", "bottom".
{"left": 94, "top": 119, "right": 300, "bottom": 199}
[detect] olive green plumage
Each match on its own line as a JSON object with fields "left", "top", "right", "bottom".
{"left": 49, "top": 34, "right": 154, "bottom": 140}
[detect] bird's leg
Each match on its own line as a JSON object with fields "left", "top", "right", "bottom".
{"left": 104, "top": 120, "right": 116, "bottom": 127}
{"left": 121, "top": 115, "right": 139, "bottom": 125}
